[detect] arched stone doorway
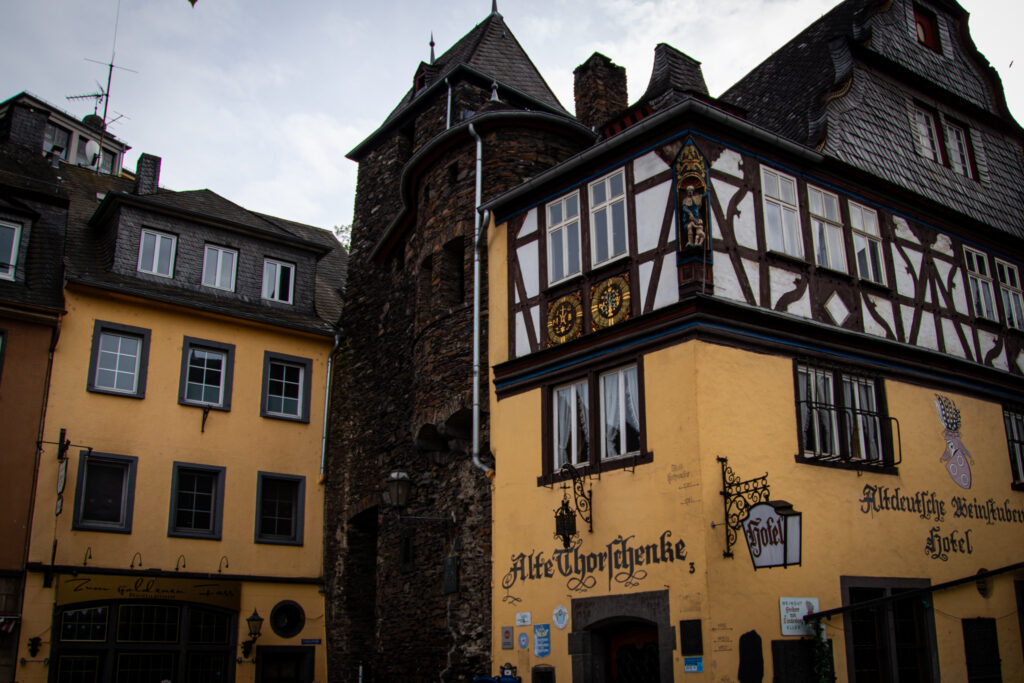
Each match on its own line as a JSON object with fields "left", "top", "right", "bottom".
{"left": 568, "top": 589, "right": 675, "bottom": 682}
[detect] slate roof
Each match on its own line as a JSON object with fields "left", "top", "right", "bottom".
{"left": 722, "top": 0, "right": 1024, "bottom": 240}
{"left": 351, "top": 10, "right": 568, "bottom": 157}
{"left": 640, "top": 43, "right": 709, "bottom": 111}
{"left": 61, "top": 165, "right": 345, "bottom": 333}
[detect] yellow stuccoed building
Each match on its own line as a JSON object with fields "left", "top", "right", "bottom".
{"left": 16, "top": 157, "right": 343, "bottom": 683}
{"left": 482, "top": 6, "right": 1024, "bottom": 676}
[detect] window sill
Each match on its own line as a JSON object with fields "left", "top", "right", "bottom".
{"left": 859, "top": 277, "right": 891, "bottom": 295}
{"left": 72, "top": 522, "right": 132, "bottom": 534}
{"left": 793, "top": 453, "right": 898, "bottom": 475}
{"left": 1011, "top": 482, "right": 1024, "bottom": 493}
{"left": 255, "top": 537, "right": 304, "bottom": 547}
{"left": 179, "top": 400, "right": 230, "bottom": 412}
{"left": 765, "top": 250, "right": 808, "bottom": 269}
{"left": 87, "top": 385, "right": 145, "bottom": 399}
{"left": 168, "top": 530, "right": 222, "bottom": 541}
{"left": 537, "top": 450, "right": 654, "bottom": 487}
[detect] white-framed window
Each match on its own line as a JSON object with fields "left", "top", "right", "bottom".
{"left": 553, "top": 379, "right": 589, "bottom": 468}
{"left": 262, "top": 258, "right": 295, "bottom": 304}
{"left": 850, "top": 202, "right": 885, "bottom": 284}
{"left": 202, "top": 244, "right": 237, "bottom": 291}
{"left": 547, "top": 192, "right": 581, "bottom": 284}
{"left": 761, "top": 167, "right": 802, "bottom": 257}
{"left": 996, "top": 259, "right": 1024, "bottom": 330}
{"left": 137, "top": 229, "right": 176, "bottom": 278}
{"left": 1005, "top": 408, "right": 1024, "bottom": 486}
{"left": 914, "top": 106, "right": 942, "bottom": 162}
{"left": 0, "top": 220, "right": 22, "bottom": 281}
{"left": 946, "top": 121, "right": 974, "bottom": 178}
{"left": 796, "top": 361, "right": 890, "bottom": 466}
{"left": 87, "top": 321, "right": 151, "bottom": 398}
{"left": 261, "top": 351, "right": 311, "bottom": 422}
{"left": 600, "top": 365, "right": 641, "bottom": 459}
{"left": 589, "top": 169, "right": 627, "bottom": 266}
{"left": 808, "top": 186, "right": 845, "bottom": 271}
{"left": 964, "top": 247, "right": 997, "bottom": 320}
{"left": 179, "top": 337, "right": 235, "bottom": 410}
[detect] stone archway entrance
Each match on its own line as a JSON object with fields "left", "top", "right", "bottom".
{"left": 568, "top": 589, "right": 675, "bottom": 683}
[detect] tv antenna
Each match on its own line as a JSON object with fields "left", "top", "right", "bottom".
{"left": 66, "top": 0, "right": 136, "bottom": 133}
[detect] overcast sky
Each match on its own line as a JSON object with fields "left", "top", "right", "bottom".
{"left": 2, "top": 0, "right": 1020, "bottom": 231}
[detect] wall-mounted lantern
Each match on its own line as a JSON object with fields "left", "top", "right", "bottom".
{"left": 240, "top": 609, "right": 264, "bottom": 659}
{"left": 554, "top": 495, "right": 577, "bottom": 549}
{"left": 552, "top": 463, "right": 592, "bottom": 548}
{"left": 384, "top": 469, "right": 413, "bottom": 508}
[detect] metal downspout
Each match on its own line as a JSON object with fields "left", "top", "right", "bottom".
{"left": 445, "top": 78, "right": 452, "bottom": 130}
{"left": 320, "top": 332, "right": 341, "bottom": 476}
{"left": 467, "top": 123, "right": 494, "bottom": 479}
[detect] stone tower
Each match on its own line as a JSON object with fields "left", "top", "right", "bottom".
{"left": 324, "top": 8, "right": 594, "bottom": 681}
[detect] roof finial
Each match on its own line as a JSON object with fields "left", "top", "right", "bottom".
{"left": 430, "top": 32, "right": 436, "bottom": 64}
{"left": 490, "top": 80, "right": 500, "bottom": 101}
{"left": 492, "top": 0, "right": 501, "bottom": 16}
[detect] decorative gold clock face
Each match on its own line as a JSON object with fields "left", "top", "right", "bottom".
{"left": 547, "top": 293, "right": 583, "bottom": 345}
{"left": 591, "top": 275, "right": 630, "bottom": 329}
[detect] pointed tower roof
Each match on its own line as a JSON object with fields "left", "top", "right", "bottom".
{"left": 349, "top": 11, "right": 568, "bottom": 159}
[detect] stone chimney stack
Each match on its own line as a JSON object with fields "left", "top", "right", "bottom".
{"left": 0, "top": 102, "right": 49, "bottom": 151}
{"left": 574, "top": 53, "right": 628, "bottom": 131}
{"left": 133, "top": 153, "right": 161, "bottom": 196}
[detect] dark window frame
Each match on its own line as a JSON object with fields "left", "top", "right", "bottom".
{"left": 0, "top": 218, "right": 22, "bottom": 281}
{"left": 255, "top": 472, "right": 305, "bottom": 546}
{"left": 914, "top": 3, "right": 942, "bottom": 53}
{"left": 168, "top": 462, "right": 226, "bottom": 540}
{"left": 72, "top": 451, "right": 138, "bottom": 534}
{"left": 793, "top": 359, "right": 898, "bottom": 472}
{"left": 1004, "top": 406, "right": 1024, "bottom": 491}
{"left": 177, "top": 337, "right": 235, "bottom": 411}
{"left": 260, "top": 351, "right": 312, "bottom": 423}
{"left": 539, "top": 355, "right": 652, "bottom": 486}
{"left": 87, "top": 320, "right": 152, "bottom": 399}
{"left": 840, "top": 576, "right": 939, "bottom": 682}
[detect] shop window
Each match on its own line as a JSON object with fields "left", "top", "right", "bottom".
{"left": 795, "top": 360, "right": 895, "bottom": 468}
{"left": 168, "top": 463, "right": 225, "bottom": 539}
{"left": 761, "top": 166, "right": 802, "bottom": 258}
{"left": 1005, "top": 408, "right": 1024, "bottom": 490}
{"left": 178, "top": 337, "right": 235, "bottom": 410}
{"left": 72, "top": 452, "right": 137, "bottom": 533}
{"left": 964, "top": 247, "right": 997, "bottom": 321}
{"left": 261, "top": 351, "right": 312, "bottom": 423}
{"left": 547, "top": 191, "right": 581, "bottom": 284}
{"left": 87, "top": 320, "right": 151, "bottom": 398}
{"left": 137, "top": 229, "right": 176, "bottom": 278}
{"left": 841, "top": 577, "right": 938, "bottom": 682}
{"left": 808, "top": 185, "right": 845, "bottom": 272}
{"left": 850, "top": 202, "right": 885, "bottom": 284}
{"left": 256, "top": 472, "right": 305, "bottom": 545}
{"left": 589, "top": 169, "right": 627, "bottom": 267}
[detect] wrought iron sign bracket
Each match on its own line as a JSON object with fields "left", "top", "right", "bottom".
{"left": 713, "top": 456, "right": 770, "bottom": 558}
{"left": 560, "top": 462, "right": 593, "bottom": 533}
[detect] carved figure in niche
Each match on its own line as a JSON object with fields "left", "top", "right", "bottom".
{"left": 935, "top": 394, "right": 973, "bottom": 489}
{"left": 674, "top": 142, "right": 709, "bottom": 248}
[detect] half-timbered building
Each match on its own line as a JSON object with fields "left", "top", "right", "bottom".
{"left": 482, "top": 1, "right": 1023, "bottom": 680}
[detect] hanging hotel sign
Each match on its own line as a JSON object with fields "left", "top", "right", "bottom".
{"left": 55, "top": 574, "right": 241, "bottom": 610}
{"left": 741, "top": 501, "right": 802, "bottom": 569}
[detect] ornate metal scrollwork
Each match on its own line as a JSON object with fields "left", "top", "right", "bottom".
{"left": 716, "top": 456, "right": 770, "bottom": 558}
{"left": 561, "top": 462, "right": 593, "bottom": 533}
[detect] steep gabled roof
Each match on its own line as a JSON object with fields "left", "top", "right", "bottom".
{"left": 350, "top": 10, "right": 568, "bottom": 158}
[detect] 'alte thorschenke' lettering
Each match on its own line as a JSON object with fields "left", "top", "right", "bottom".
{"left": 859, "top": 485, "right": 945, "bottom": 521}
{"left": 502, "top": 530, "right": 687, "bottom": 593}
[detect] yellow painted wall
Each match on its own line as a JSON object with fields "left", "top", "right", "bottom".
{"left": 17, "top": 287, "right": 331, "bottom": 681}
{"left": 488, "top": 217, "right": 1024, "bottom": 681}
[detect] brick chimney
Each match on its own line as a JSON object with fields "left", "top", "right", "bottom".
{"left": 0, "top": 101, "right": 49, "bottom": 151}
{"left": 573, "top": 53, "right": 627, "bottom": 131}
{"left": 133, "top": 153, "right": 161, "bottom": 195}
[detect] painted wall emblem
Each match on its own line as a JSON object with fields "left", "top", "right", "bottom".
{"left": 553, "top": 606, "right": 569, "bottom": 630}
{"left": 591, "top": 274, "right": 631, "bottom": 329}
{"left": 935, "top": 395, "right": 973, "bottom": 489}
{"left": 675, "top": 142, "right": 708, "bottom": 249}
{"left": 546, "top": 292, "right": 583, "bottom": 345}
